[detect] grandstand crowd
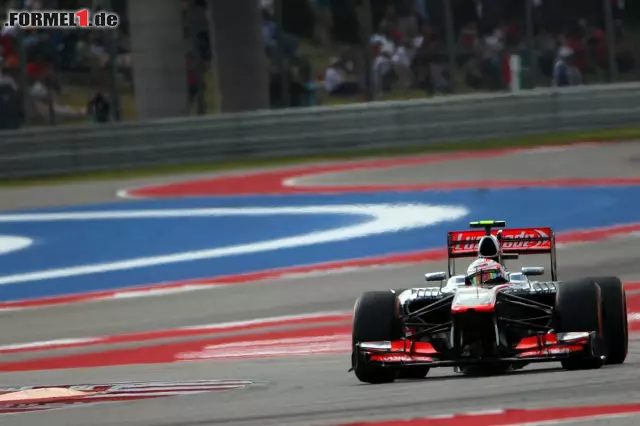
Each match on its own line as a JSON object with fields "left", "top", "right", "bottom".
{"left": 0, "top": 0, "right": 638, "bottom": 125}
{"left": 307, "top": 0, "right": 636, "bottom": 100}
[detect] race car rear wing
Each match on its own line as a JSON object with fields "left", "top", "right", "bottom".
{"left": 446, "top": 222, "right": 558, "bottom": 280}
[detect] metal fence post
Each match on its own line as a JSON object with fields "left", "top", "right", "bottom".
{"left": 525, "top": 0, "right": 537, "bottom": 89}
{"left": 205, "top": 0, "right": 221, "bottom": 113}
{"left": 603, "top": 0, "right": 618, "bottom": 82}
{"left": 11, "top": 0, "right": 31, "bottom": 125}
{"left": 16, "top": 27, "right": 30, "bottom": 125}
{"left": 188, "top": 0, "right": 206, "bottom": 115}
{"left": 443, "top": 0, "right": 456, "bottom": 93}
{"left": 357, "top": 0, "right": 375, "bottom": 101}
{"left": 103, "top": 0, "right": 121, "bottom": 121}
{"left": 275, "top": 0, "right": 289, "bottom": 108}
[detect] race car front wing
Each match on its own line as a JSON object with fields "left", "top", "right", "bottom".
{"left": 352, "top": 331, "right": 598, "bottom": 369}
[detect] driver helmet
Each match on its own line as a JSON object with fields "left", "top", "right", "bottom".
{"left": 465, "top": 258, "right": 508, "bottom": 286}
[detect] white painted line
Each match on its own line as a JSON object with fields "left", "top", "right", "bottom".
{"left": 0, "top": 338, "right": 101, "bottom": 352}
{"left": 115, "top": 188, "right": 142, "bottom": 200}
{"left": 177, "top": 311, "right": 349, "bottom": 331}
{"left": 111, "top": 285, "right": 222, "bottom": 299}
{"left": 282, "top": 177, "right": 301, "bottom": 187}
{"left": 0, "top": 204, "right": 468, "bottom": 286}
{"left": 0, "top": 205, "right": 460, "bottom": 222}
{"left": 464, "top": 409, "right": 508, "bottom": 416}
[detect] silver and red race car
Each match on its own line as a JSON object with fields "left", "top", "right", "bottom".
{"left": 350, "top": 220, "right": 628, "bottom": 383}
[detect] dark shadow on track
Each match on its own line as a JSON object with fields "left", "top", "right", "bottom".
{"left": 393, "top": 366, "right": 563, "bottom": 383}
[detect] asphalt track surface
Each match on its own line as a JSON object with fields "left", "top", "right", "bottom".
{"left": 1, "top": 142, "right": 640, "bottom": 425}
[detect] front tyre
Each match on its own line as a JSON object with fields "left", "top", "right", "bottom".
{"left": 352, "top": 291, "right": 404, "bottom": 384}
{"left": 590, "top": 276, "right": 628, "bottom": 365}
{"left": 555, "top": 278, "right": 606, "bottom": 370}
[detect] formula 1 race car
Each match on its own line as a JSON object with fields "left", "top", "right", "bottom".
{"left": 350, "top": 220, "right": 628, "bottom": 383}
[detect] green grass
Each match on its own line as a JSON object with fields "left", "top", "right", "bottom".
{"left": 2, "top": 125, "right": 640, "bottom": 188}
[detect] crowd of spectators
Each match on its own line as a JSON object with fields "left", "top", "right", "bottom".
{"left": 0, "top": 0, "right": 638, "bottom": 127}
{"left": 0, "top": 0, "right": 128, "bottom": 125}
{"left": 315, "top": 0, "right": 637, "bottom": 99}
{"left": 0, "top": 0, "right": 213, "bottom": 125}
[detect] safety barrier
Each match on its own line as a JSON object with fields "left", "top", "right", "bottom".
{"left": 1, "top": 82, "right": 639, "bottom": 179}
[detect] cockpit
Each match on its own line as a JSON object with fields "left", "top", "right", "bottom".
{"left": 431, "top": 270, "right": 535, "bottom": 293}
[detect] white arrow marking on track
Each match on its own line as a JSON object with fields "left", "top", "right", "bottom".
{"left": 0, "top": 236, "right": 32, "bottom": 255}
{"left": 0, "top": 204, "right": 468, "bottom": 285}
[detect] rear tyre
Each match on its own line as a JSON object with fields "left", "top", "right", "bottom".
{"left": 352, "top": 291, "right": 403, "bottom": 384}
{"left": 590, "top": 276, "right": 628, "bottom": 365}
{"left": 555, "top": 278, "right": 606, "bottom": 370}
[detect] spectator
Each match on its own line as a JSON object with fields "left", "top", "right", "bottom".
{"left": 261, "top": 7, "right": 300, "bottom": 60}
{"left": 459, "top": 22, "right": 479, "bottom": 50}
{"left": 457, "top": 22, "right": 479, "bottom": 66}
{"left": 262, "top": 8, "right": 277, "bottom": 52}
{"left": 584, "top": 25, "right": 604, "bottom": 68}
{"left": 391, "top": 39, "right": 414, "bottom": 88}
{"left": 379, "top": 4, "right": 399, "bottom": 33}
{"left": 552, "top": 46, "right": 582, "bottom": 87}
{"left": 371, "top": 23, "right": 407, "bottom": 92}
{"left": 563, "top": 25, "right": 588, "bottom": 74}
{"left": 614, "top": 23, "right": 636, "bottom": 74}
{"left": 320, "top": 56, "right": 358, "bottom": 97}
{"left": 86, "top": 91, "right": 111, "bottom": 123}
{"left": 390, "top": 26, "right": 422, "bottom": 89}
{"left": 429, "top": 54, "right": 451, "bottom": 93}
{"left": 536, "top": 26, "right": 557, "bottom": 78}
{"left": 28, "top": 64, "right": 85, "bottom": 123}
{"left": 410, "top": 25, "right": 439, "bottom": 91}
{"left": 480, "top": 27, "right": 504, "bottom": 90}
{"left": 0, "top": 26, "right": 17, "bottom": 67}
{"left": 394, "top": 0, "right": 418, "bottom": 39}
{"left": 0, "top": 58, "right": 18, "bottom": 91}
{"left": 0, "top": 53, "right": 21, "bottom": 129}
{"left": 462, "top": 53, "right": 484, "bottom": 90}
